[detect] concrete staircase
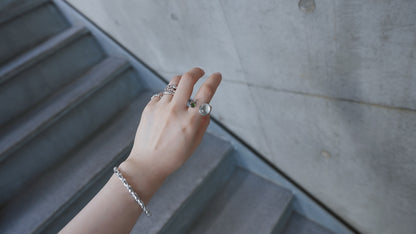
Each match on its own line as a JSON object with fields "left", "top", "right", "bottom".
{"left": 0, "top": 1, "right": 352, "bottom": 233}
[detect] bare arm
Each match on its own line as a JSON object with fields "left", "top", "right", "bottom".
{"left": 60, "top": 67, "right": 221, "bottom": 234}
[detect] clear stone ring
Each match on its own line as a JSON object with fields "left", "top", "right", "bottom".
{"left": 199, "top": 103, "right": 212, "bottom": 116}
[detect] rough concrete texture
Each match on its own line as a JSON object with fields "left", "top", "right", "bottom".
{"left": 66, "top": 0, "right": 416, "bottom": 233}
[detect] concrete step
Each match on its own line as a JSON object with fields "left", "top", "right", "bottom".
{"left": 0, "top": 25, "right": 87, "bottom": 85}
{"left": 131, "top": 134, "right": 234, "bottom": 233}
{"left": 0, "top": 60, "right": 143, "bottom": 206}
{"left": 282, "top": 212, "right": 334, "bottom": 234}
{"left": 0, "top": 91, "right": 152, "bottom": 234}
{"left": 0, "top": 57, "right": 129, "bottom": 161}
{"left": 188, "top": 168, "right": 293, "bottom": 234}
{"left": 0, "top": 0, "right": 49, "bottom": 22}
{"left": 0, "top": 27, "right": 105, "bottom": 127}
{"left": 0, "top": 1, "right": 69, "bottom": 65}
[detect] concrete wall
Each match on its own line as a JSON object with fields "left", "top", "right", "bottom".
{"left": 66, "top": 0, "right": 416, "bottom": 233}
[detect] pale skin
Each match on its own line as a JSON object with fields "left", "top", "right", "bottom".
{"left": 60, "top": 67, "right": 222, "bottom": 234}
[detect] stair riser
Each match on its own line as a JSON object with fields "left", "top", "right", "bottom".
{"left": 37, "top": 93, "right": 152, "bottom": 234}
{"left": 271, "top": 200, "right": 294, "bottom": 234}
{"left": 0, "top": 69, "right": 142, "bottom": 205}
{"left": 0, "top": 3, "right": 68, "bottom": 65}
{"left": 0, "top": 92, "right": 151, "bottom": 234}
{"left": 0, "top": 0, "right": 50, "bottom": 23}
{"left": 0, "top": 0, "right": 28, "bottom": 12}
{"left": 160, "top": 153, "right": 237, "bottom": 234}
{"left": 0, "top": 34, "right": 105, "bottom": 127}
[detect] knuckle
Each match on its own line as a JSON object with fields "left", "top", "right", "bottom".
{"left": 169, "top": 102, "right": 182, "bottom": 112}
{"left": 167, "top": 104, "right": 179, "bottom": 116}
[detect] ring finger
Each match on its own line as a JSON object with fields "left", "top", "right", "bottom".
{"left": 189, "top": 72, "right": 222, "bottom": 117}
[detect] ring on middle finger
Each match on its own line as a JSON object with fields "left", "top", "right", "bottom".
{"left": 163, "top": 84, "right": 177, "bottom": 96}
{"left": 165, "top": 84, "right": 177, "bottom": 91}
{"left": 163, "top": 90, "right": 175, "bottom": 95}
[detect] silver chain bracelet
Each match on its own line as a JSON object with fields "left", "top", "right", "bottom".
{"left": 113, "top": 167, "right": 151, "bottom": 217}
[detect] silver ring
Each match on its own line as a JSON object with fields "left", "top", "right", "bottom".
{"left": 163, "top": 84, "right": 177, "bottom": 96}
{"left": 199, "top": 103, "right": 212, "bottom": 116}
{"left": 163, "top": 90, "right": 175, "bottom": 96}
{"left": 167, "top": 83, "right": 177, "bottom": 89}
{"left": 151, "top": 93, "right": 162, "bottom": 99}
{"left": 165, "top": 84, "right": 177, "bottom": 92}
{"left": 188, "top": 99, "right": 197, "bottom": 108}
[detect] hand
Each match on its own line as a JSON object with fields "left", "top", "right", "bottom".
{"left": 124, "top": 67, "right": 222, "bottom": 180}
{"left": 60, "top": 68, "right": 221, "bottom": 233}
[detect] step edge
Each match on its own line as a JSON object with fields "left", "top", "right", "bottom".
{"left": 38, "top": 91, "right": 151, "bottom": 232}
{"left": 165, "top": 148, "right": 234, "bottom": 215}
{"left": 186, "top": 167, "right": 294, "bottom": 234}
{"left": 176, "top": 146, "right": 234, "bottom": 207}
{"left": 159, "top": 149, "right": 236, "bottom": 234}
{"left": 239, "top": 167, "right": 295, "bottom": 232}
{"left": 0, "top": 91, "right": 152, "bottom": 233}
{"left": 0, "top": 57, "right": 130, "bottom": 162}
{"left": 271, "top": 195, "right": 295, "bottom": 234}
{"left": 36, "top": 144, "right": 132, "bottom": 233}
{"left": 132, "top": 136, "right": 234, "bottom": 233}
{"left": 281, "top": 212, "right": 336, "bottom": 234}
{"left": 0, "top": 25, "right": 88, "bottom": 85}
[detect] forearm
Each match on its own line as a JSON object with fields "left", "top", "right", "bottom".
{"left": 60, "top": 158, "right": 167, "bottom": 234}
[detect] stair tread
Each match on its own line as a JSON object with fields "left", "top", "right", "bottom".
{"left": 0, "top": 30, "right": 106, "bottom": 128}
{"left": 0, "top": 0, "right": 49, "bottom": 24}
{"left": 0, "top": 25, "right": 87, "bottom": 85}
{"left": 131, "top": 133, "right": 233, "bottom": 233}
{"left": 189, "top": 168, "right": 293, "bottom": 234}
{"left": 283, "top": 212, "right": 334, "bottom": 234}
{"left": 0, "top": 57, "right": 129, "bottom": 162}
{"left": 0, "top": 2, "right": 69, "bottom": 65}
{"left": 0, "top": 91, "right": 152, "bottom": 234}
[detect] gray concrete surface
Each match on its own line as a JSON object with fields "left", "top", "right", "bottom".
{"left": 188, "top": 168, "right": 294, "bottom": 234}
{"left": 283, "top": 212, "right": 334, "bottom": 234}
{"left": 66, "top": 0, "right": 416, "bottom": 233}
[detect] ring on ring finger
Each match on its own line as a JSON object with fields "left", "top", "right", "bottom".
{"left": 188, "top": 99, "right": 212, "bottom": 116}
{"left": 199, "top": 103, "right": 212, "bottom": 116}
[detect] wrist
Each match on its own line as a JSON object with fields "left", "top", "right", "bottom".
{"left": 118, "top": 157, "right": 167, "bottom": 202}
